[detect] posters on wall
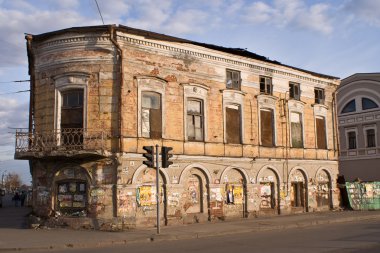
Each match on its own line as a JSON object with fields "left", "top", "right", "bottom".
{"left": 137, "top": 185, "right": 156, "bottom": 206}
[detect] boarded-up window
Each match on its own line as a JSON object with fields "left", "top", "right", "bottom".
{"left": 261, "top": 109, "right": 274, "bottom": 147}
{"left": 187, "top": 99, "right": 203, "bottom": 141}
{"left": 226, "top": 105, "right": 241, "bottom": 144}
{"left": 316, "top": 117, "right": 327, "bottom": 149}
{"left": 142, "top": 92, "right": 162, "bottom": 139}
{"left": 226, "top": 69, "right": 241, "bottom": 90}
{"left": 291, "top": 112, "right": 303, "bottom": 148}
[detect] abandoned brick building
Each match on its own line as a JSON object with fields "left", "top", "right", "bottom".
{"left": 16, "top": 25, "right": 340, "bottom": 229}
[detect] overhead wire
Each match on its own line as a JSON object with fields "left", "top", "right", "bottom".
{"left": 0, "top": 90, "right": 30, "bottom": 96}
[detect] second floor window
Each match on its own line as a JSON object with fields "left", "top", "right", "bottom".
{"left": 260, "top": 76, "right": 273, "bottom": 95}
{"left": 226, "top": 105, "right": 241, "bottom": 144}
{"left": 314, "top": 88, "right": 325, "bottom": 104}
{"left": 187, "top": 99, "right": 204, "bottom": 141}
{"left": 260, "top": 109, "right": 275, "bottom": 147}
{"left": 366, "top": 129, "right": 376, "bottom": 148}
{"left": 226, "top": 69, "right": 241, "bottom": 90}
{"left": 141, "top": 92, "right": 162, "bottom": 139}
{"left": 291, "top": 112, "right": 303, "bottom": 148}
{"left": 316, "top": 116, "right": 327, "bottom": 149}
{"left": 347, "top": 131, "right": 357, "bottom": 149}
{"left": 61, "top": 89, "right": 84, "bottom": 129}
{"left": 289, "top": 82, "right": 300, "bottom": 100}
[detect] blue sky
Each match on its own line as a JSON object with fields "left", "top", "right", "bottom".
{"left": 0, "top": 0, "right": 379, "bottom": 184}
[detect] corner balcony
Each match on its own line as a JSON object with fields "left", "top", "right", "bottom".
{"left": 15, "top": 128, "right": 111, "bottom": 159}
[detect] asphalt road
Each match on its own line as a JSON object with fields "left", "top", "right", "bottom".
{"left": 23, "top": 219, "right": 380, "bottom": 253}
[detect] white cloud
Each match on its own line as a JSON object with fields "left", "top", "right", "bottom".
{"left": 0, "top": 98, "right": 29, "bottom": 147}
{"left": 243, "top": 0, "right": 333, "bottom": 35}
{"left": 344, "top": 0, "right": 380, "bottom": 27}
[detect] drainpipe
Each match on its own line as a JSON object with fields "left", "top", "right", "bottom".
{"left": 109, "top": 25, "right": 124, "bottom": 153}
{"left": 25, "top": 35, "right": 35, "bottom": 141}
{"left": 332, "top": 90, "right": 339, "bottom": 157}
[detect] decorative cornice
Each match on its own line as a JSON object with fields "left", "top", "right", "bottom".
{"left": 116, "top": 34, "right": 338, "bottom": 87}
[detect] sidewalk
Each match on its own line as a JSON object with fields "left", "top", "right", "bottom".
{"left": 0, "top": 210, "right": 380, "bottom": 251}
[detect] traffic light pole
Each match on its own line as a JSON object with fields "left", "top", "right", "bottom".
{"left": 155, "top": 144, "right": 160, "bottom": 235}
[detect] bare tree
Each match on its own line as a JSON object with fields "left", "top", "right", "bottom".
{"left": 4, "top": 173, "right": 22, "bottom": 192}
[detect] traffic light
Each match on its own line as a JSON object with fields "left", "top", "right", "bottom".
{"left": 142, "top": 146, "right": 154, "bottom": 168}
{"left": 161, "top": 146, "right": 173, "bottom": 168}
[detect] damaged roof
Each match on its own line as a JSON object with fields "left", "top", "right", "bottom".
{"left": 28, "top": 24, "right": 339, "bottom": 80}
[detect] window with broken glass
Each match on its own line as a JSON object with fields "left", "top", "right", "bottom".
{"left": 289, "top": 82, "right": 300, "bottom": 100}
{"left": 226, "top": 69, "right": 241, "bottom": 90}
{"left": 314, "top": 88, "right": 325, "bottom": 104}
{"left": 141, "top": 92, "right": 162, "bottom": 139}
{"left": 290, "top": 112, "right": 303, "bottom": 148}
{"left": 260, "top": 109, "right": 275, "bottom": 147}
{"left": 187, "top": 99, "right": 204, "bottom": 141}
{"left": 260, "top": 76, "right": 273, "bottom": 95}
{"left": 226, "top": 105, "right": 241, "bottom": 144}
{"left": 316, "top": 116, "right": 327, "bottom": 149}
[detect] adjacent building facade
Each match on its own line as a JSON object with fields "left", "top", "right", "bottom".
{"left": 16, "top": 25, "right": 340, "bottom": 230}
{"left": 337, "top": 73, "right": 380, "bottom": 182}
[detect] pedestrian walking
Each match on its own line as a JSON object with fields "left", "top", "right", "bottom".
{"left": 12, "top": 192, "right": 21, "bottom": 207}
{"left": 20, "top": 191, "right": 27, "bottom": 207}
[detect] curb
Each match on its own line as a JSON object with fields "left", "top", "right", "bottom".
{"left": 1, "top": 213, "right": 380, "bottom": 251}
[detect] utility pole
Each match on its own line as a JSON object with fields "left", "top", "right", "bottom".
{"left": 155, "top": 144, "right": 160, "bottom": 235}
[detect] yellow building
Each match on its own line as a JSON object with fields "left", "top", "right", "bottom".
{"left": 16, "top": 25, "right": 340, "bottom": 229}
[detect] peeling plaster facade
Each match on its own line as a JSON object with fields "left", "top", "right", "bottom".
{"left": 17, "top": 25, "right": 340, "bottom": 230}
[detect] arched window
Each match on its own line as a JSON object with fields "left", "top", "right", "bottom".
{"left": 341, "top": 99, "right": 356, "bottom": 114}
{"left": 362, "top": 98, "right": 378, "bottom": 110}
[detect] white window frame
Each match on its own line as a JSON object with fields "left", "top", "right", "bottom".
{"left": 137, "top": 76, "right": 166, "bottom": 138}
{"left": 182, "top": 83, "right": 209, "bottom": 142}
{"left": 53, "top": 73, "right": 89, "bottom": 145}
{"left": 288, "top": 100, "right": 305, "bottom": 148}
{"left": 258, "top": 95, "right": 278, "bottom": 146}
{"left": 222, "top": 90, "right": 245, "bottom": 144}
{"left": 313, "top": 104, "right": 329, "bottom": 149}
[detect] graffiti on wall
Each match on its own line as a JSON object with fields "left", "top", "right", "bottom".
{"left": 117, "top": 187, "right": 135, "bottom": 215}
{"left": 168, "top": 192, "right": 180, "bottom": 207}
{"left": 37, "top": 186, "right": 49, "bottom": 205}
{"left": 346, "top": 182, "right": 380, "bottom": 210}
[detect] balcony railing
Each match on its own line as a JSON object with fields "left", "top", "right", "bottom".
{"left": 15, "top": 128, "right": 107, "bottom": 158}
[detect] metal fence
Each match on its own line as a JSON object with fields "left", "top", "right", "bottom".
{"left": 15, "top": 128, "right": 106, "bottom": 153}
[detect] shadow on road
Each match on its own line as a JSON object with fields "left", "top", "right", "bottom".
{"left": 0, "top": 194, "right": 31, "bottom": 229}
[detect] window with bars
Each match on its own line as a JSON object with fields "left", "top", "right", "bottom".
{"left": 226, "top": 69, "right": 241, "bottom": 90}
{"left": 187, "top": 99, "right": 204, "bottom": 141}
{"left": 57, "top": 181, "right": 87, "bottom": 215}
{"left": 141, "top": 92, "right": 162, "bottom": 139}
{"left": 289, "top": 82, "right": 300, "bottom": 100}
{"left": 260, "top": 76, "right": 273, "bottom": 95}
{"left": 314, "top": 88, "right": 325, "bottom": 104}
